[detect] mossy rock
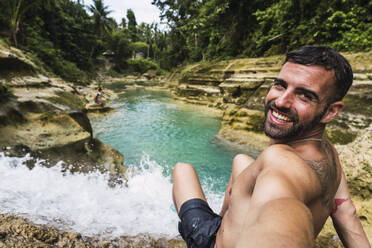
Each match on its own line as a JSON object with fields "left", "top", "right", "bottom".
{"left": 239, "top": 111, "right": 265, "bottom": 133}
{"left": 0, "top": 57, "right": 36, "bottom": 79}
{"left": 0, "top": 106, "right": 26, "bottom": 126}
{"left": 325, "top": 127, "right": 357, "bottom": 145}
{"left": 342, "top": 93, "right": 372, "bottom": 117}
{"left": 48, "top": 91, "right": 85, "bottom": 111}
{"left": 224, "top": 108, "right": 265, "bottom": 133}
{"left": 0, "top": 83, "right": 13, "bottom": 103}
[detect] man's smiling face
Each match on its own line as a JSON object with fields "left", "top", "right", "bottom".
{"left": 263, "top": 62, "right": 336, "bottom": 140}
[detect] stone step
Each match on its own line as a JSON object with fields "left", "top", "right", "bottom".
{"left": 232, "top": 73, "right": 276, "bottom": 77}
{"left": 353, "top": 73, "right": 370, "bottom": 80}
{"left": 186, "top": 76, "right": 220, "bottom": 82}
{"left": 238, "top": 67, "right": 281, "bottom": 74}
{"left": 220, "top": 80, "right": 264, "bottom": 91}
{"left": 229, "top": 74, "right": 276, "bottom": 79}
{"left": 352, "top": 80, "right": 372, "bottom": 86}
{"left": 210, "top": 69, "right": 235, "bottom": 74}
{"left": 182, "top": 74, "right": 222, "bottom": 86}
{"left": 225, "top": 78, "right": 265, "bottom": 84}
{"left": 178, "top": 84, "right": 220, "bottom": 94}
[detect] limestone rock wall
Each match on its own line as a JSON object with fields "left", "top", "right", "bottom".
{"left": 0, "top": 41, "right": 125, "bottom": 176}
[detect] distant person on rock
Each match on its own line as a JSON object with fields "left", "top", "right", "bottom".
{"left": 172, "top": 46, "right": 370, "bottom": 248}
{"left": 94, "top": 86, "right": 104, "bottom": 106}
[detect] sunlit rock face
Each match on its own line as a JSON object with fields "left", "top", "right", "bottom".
{"left": 0, "top": 41, "right": 124, "bottom": 176}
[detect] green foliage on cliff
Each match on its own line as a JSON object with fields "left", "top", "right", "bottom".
{"left": 0, "top": 0, "right": 370, "bottom": 78}
{"left": 0, "top": 83, "right": 13, "bottom": 103}
{"left": 127, "top": 58, "right": 159, "bottom": 74}
{"left": 153, "top": 0, "right": 372, "bottom": 62}
{"left": 0, "top": 0, "right": 164, "bottom": 81}
{"left": 48, "top": 91, "right": 85, "bottom": 111}
{"left": 325, "top": 127, "right": 358, "bottom": 145}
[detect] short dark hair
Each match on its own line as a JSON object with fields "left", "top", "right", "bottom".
{"left": 284, "top": 46, "right": 353, "bottom": 102}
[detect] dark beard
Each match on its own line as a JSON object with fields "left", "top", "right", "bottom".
{"left": 263, "top": 101, "right": 329, "bottom": 140}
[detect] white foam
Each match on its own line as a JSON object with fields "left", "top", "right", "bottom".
{"left": 0, "top": 153, "right": 224, "bottom": 238}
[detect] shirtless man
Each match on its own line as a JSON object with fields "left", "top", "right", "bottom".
{"left": 172, "top": 46, "right": 370, "bottom": 248}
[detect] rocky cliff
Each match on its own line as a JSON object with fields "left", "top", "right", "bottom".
{"left": 0, "top": 40, "right": 125, "bottom": 176}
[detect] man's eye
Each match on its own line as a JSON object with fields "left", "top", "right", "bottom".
{"left": 298, "top": 93, "right": 313, "bottom": 101}
{"left": 272, "top": 82, "right": 285, "bottom": 89}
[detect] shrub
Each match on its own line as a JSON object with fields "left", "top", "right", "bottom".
{"left": 132, "top": 42, "right": 149, "bottom": 55}
{"left": 127, "top": 58, "right": 159, "bottom": 74}
{"left": 54, "top": 59, "right": 85, "bottom": 83}
{"left": 0, "top": 83, "right": 13, "bottom": 103}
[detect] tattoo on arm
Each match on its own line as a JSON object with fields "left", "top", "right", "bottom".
{"left": 332, "top": 198, "right": 348, "bottom": 214}
{"left": 305, "top": 142, "right": 338, "bottom": 210}
{"left": 305, "top": 159, "right": 332, "bottom": 203}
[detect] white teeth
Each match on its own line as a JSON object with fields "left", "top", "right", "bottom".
{"left": 272, "top": 110, "right": 291, "bottom": 122}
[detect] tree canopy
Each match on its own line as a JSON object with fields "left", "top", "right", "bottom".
{"left": 153, "top": 0, "right": 371, "bottom": 63}
{"left": 0, "top": 0, "right": 370, "bottom": 82}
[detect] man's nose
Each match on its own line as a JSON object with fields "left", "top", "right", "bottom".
{"left": 275, "top": 91, "right": 293, "bottom": 109}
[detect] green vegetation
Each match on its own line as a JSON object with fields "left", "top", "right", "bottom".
{"left": 127, "top": 58, "right": 159, "bottom": 75}
{"left": 0, "top": 0, "right": 167, "bottom": 82}
{"left": 153, "top": 0, "right": 371, "bottom": 61}
{"left": 0, "top": 0, "right": 370, "bottom": 81}
{"left": 0, "top": 83, "right": 13, "bottom": 103}
{"left": 325, "top": 127, "right": 358, "bottom": 145}
{"left": 48, "top": 91, "right": 86, "bottom": 110}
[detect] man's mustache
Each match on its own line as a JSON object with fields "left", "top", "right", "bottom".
{"left": 265, "top": 101, "right": 299, "bottom": 123}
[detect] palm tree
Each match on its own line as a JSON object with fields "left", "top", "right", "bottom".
{"left": 6, "top": 0, "right": 26, "bottom": 47}
{"left": 4, "top": 0, "right": 54, "bottom": 47}
{"left": 87, "top": 0, "right": 113, "bottom": 58}
{"left": 88, "top": 0, "right": 113, "bottom": 38}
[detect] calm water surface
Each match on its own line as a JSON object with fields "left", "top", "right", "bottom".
{"left": 92, "top": 88, "right": 256, "bottom": 193}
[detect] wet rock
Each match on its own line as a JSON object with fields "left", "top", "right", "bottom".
{"left": 1, "top": 212, "right": 366, "bottom": 248}
{"left": 0, "top": 40, "right": 125, "bottom": 177}
{"left": 0, "top": 214, "right": 186, "bottom": 248}
{"left": 86, "top": 103, "right": 114, "bottom": 113}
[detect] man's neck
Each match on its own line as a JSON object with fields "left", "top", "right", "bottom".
{"left": 269, "top": 126, "right": 325, "bottom": 146}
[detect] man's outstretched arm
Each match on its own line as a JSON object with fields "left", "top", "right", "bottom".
{"left": 235, "top": 146, "right": 321, "bottom": 247}
{"left": 331, "top": 170, "right": 371, "bottom": 248}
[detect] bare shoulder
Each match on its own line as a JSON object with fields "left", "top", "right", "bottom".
{"left": 251, "top": 144, "right": 322, "bottom": 205}
{"left": 304, "top": 140, "right": 341, "bottom": 209}
{"left": 257, "top": 142, "right": 341, "bottom": 210}
{"left": 260, "top": 144, "right": 315, "bottom": 172}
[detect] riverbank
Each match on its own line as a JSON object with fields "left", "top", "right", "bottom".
{"left": 0, "top": 40, "right": 126, "bottom": 177}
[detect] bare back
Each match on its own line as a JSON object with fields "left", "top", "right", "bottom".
{"left": 216, "top": 140, "right": 342, "bottom": 248}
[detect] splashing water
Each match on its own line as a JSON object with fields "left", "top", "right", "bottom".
{"left": 0, "top": 89, "right": 254, "bottom": 238}
{"left": 0, "top": 152, "right": 223, "bottom": 238}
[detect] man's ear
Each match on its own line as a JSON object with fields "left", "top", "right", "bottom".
{"left": 320, "top": 101, "right": 344, "bottom": 124}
